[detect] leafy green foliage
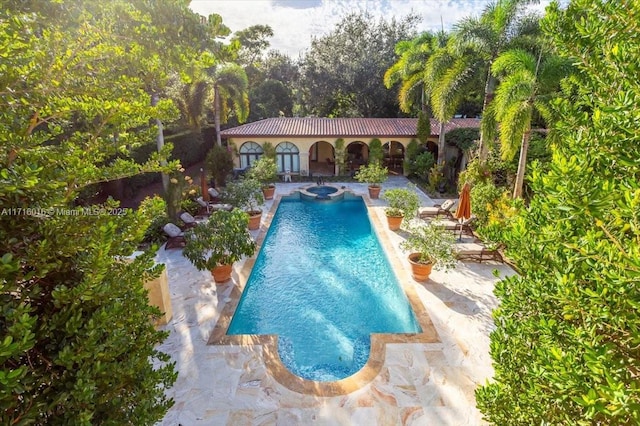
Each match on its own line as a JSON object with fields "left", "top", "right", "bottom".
{"left": 334, "top": 138, "right": 347, "bottom": 175}
{"left": 413, "top": 152, "right": 436, "bottom": 181}
{"left": 477, "top": 1, "right": 640, "bottom": 423}
{"left": 247, "top": 156, "right": 277, "bottom": 186}
{"left": 354, "top": 163, "right": 389, "bottom": 187}
{"left": 0, "top": 0, "right": 232, "bottom": 422}
{"left": 417, "top": 111, "right": 432, "bottom": 143}
{"left": 368, "top": 138, "right": 384, "bottom": 166}
{"left": 400, "top": 223, "right": 457, "bottom": 270}
{"left": 299, "top": 12, "right": 420, "bottom": 117}
{"left": 445, "top": 127, "right": 479, "bottom": 152}
{"left": 183, "top": 209, "right": 256, "bottom": 270}
{"left": 206, "top": 144, "right": 234, "bottom": 187}
{"left": 382, "top": 185, "right": 420, "bottom": 222}
{"left": 222, "top": 178, "right": 264, "bottom": 213}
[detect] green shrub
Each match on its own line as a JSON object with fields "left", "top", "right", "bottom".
{"left": 368, "top": 138, "right": 383, "bottom": 166}
{"left": 206, "top": 144, "right": 234, "bottom": 187}
{"left": 413, "top": 151, "right": 435, "bottom": 181}
{"left": 477, "top": 2, "right": 640, "bottom": 423}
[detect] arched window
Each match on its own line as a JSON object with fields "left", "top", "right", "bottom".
{"left": 239, "top": 142, "right": 263, "bottom": 168}
{"left": 275, "top": 142, "right": 300, "bottom": 173}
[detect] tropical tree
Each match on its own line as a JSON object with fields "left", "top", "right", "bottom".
{"left": 0, "top": 0, "right": 203, "bottom": 422}
{"left": 489, "top": 48, "right": 571, "bottom": 198}
{"left": 431, "top": 0, "right": 540, "bottom": 163}
{"left": 384, "top": 31, "right": 443, "bottom": 114}
{"left": 209, "top": 63, "right": 250, "bottom": 146}
{"left": 299, "top": 12, "right": 420, "bottom": 117}
{"left": 384, "top": 31, "right": 458, "bottom": 164}
{"left": 476, "top": 0, "right": 640, "bottom": 423}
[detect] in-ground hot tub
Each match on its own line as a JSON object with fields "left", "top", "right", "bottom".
{"left": 299, "top": 185, "right": 345, "bottom": 201}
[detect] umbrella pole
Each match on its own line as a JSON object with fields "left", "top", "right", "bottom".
{"left": 458, "top": 219, "right": 463, "bottom": 241}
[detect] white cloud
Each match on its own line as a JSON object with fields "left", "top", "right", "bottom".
{"left": 189, "top": 0, "right": 556, "bottom": 58}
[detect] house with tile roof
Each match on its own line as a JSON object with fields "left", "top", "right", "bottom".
{"left": 220, "top": 117, "right": 480, "bottom": 176}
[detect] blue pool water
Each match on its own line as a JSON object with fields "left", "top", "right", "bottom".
{"left": 227, "top": 193, "right": 421, "bottom": 381}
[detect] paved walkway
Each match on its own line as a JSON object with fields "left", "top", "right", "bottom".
{"left": 154, "top": 176, "right": 514, "bottom": 425}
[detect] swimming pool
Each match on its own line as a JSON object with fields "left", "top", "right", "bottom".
{"left": 227, "top": 191, "right": 421, "bottom": 381}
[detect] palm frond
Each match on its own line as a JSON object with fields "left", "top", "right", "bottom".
{"left": 492, "top": 49, "right": 536, "bottom": 77}
{"left": 499, "top": 100, "right": 531, "bottom": 160}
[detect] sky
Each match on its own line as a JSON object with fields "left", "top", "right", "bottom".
{"left": 189, "top": 0, "right": 556, "bottom": 58}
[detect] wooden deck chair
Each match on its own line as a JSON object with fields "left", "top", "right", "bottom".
{"left": 163, "top": 223, "right": 186, "bottom": 250}
{"left": 419, "top": 199, "right": 456, "bottom": 219}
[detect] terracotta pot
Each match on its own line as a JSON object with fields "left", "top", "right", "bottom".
{"left": 386, "top": 214, "right": 403, "bottom": 231}
{"left": 408, "top": 253, "right": 434, "bottom": 281}
{"left": 368, "top": 185, "right": 381, "bottom": 199}
{"left": 211, "top": 264, "right": 233, "bottom": 283}
{"left": 248, "top": 210, "right": 262, "bottom": 230}
{"left": 262, "top": 185, "right": 275, "bottom": 200}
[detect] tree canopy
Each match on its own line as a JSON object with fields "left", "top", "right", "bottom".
{"left": 299, "top": 12, "right": 420, "bottom": 118}
{"left": 477, "top": 0, "right": 640, "bottom": 423}
{"left": 0, "top": 0, "right": 220, "bottom": 422}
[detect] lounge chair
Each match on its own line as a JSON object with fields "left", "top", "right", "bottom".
{"left": 196, "top": 197, "right": 233, "bottom": 215}
{"left": 208, "top": 187, "right": 222, "bottom": 202}
{"left": 179, "top": 212, "right": 198, "bottom": 229}
{"left": 163, "top": 223, "right": 186, "bottom": 250}
{"left": 419, "top": 199, "right": 456, "bottom": 219}
{"left": 427, "top": 216, "right": 477, "bottom": 237}
{"left": 455, "top": 240, "right": 503, "bottom": 263}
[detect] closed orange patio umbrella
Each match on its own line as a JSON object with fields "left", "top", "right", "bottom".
{"left": 453, "top": 182, "right": 472, "bottom": 240}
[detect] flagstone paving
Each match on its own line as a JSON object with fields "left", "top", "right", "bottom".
{"left": 154, "top": 176, "right": 514, "bottom": 425}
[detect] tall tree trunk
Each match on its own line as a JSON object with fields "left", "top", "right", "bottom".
{"left": 437, "top": 121, "right": 446, "bottom": 165}
{"left": 151, "top": 93, "right": 169, "bottom": 195}
{"left": 513, "top": 129, "right": 530, "bottom": 199}
{"left": 478, "top": 72, "right": 497, "bottom": 163}
{"left": 214, "top": 84, "right": 222, "bottom": 147}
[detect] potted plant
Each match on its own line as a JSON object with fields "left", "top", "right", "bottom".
{"left": 400, "top": 222, "right": 457, "bottom": 281}
{"left": 222, "top": 178, "right": 264, "bottom": 230}
{"left": 381, "top": 185, "right": 420, "bottom": 231}
{"left": 354, "top": 162, "right": 388, "bottom": 199}
{"left": 248, "top": 156, "right": 278, "bottom": 200}
{"left": 182, "top": 209, "right": 256, "bottom": 283}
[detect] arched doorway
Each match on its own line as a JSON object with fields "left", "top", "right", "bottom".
{"left": 346, "top": 141, "right": 368, "bottom": 172}
{"left": 308, "top": 141, "right": 335, "bottom": 175}
{"left": 238, "top": 141, "right": 263, "bottom": 168}
{"left": 383, "top": 141, "right": 405, "bottom": 172}
{"left": 275, "top": 142, "right": 300, "bottom": 173}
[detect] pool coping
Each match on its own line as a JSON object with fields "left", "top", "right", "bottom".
{"left": 207, "top": 186, "right": 441, "bottom": 397}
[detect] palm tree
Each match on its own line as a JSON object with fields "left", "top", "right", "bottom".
{"left": 384, "top": 31, "right": 441, "bottom": 114}
{"left": 431, "top": 0, "right": 540, "bottom": 163}
{"left": 384, "top": 31, "right": 449, "bottom": 163}
{"left": 169, "top": 80, "right": 209, "bottom": 131}
{"left": 209, "top": 63, "right": 249, "bottom": 146}
{"left": 490, "top": 48, "right": 570, "bottom": 198}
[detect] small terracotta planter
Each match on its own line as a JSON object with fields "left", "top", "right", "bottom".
{"left": 211, "top": 264, "right": 233, "bottom": 283}
{"left": 247, "top": 210, "right": 262, "bottom": 230}
{"left": 408, "top": 253, "right": 434, "bottom": 281}
{"left": 368, "top": 185, "right": 381, "bottom": 199}
{"left": 262, "top": 185, "right": 275, "bottom": 200}
{"left": 386, "top": 215, "right": 403, "bottom": 231}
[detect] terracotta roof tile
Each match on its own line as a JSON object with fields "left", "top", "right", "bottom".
{"left": 220, "top": 117, "right": 480, "bottom": 138}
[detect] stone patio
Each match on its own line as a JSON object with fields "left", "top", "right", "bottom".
{"left": 154, "top": 176, "right": 514, "bottom": 425}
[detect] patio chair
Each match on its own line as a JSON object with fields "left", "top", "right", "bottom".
{"left": 427, "top": 215, "right": 477, "bottom": 237}
{"left": 179, "top": 212, "right": 198, "bottom": 229}
{"left": 196, "top": 197, "right": 232, "bottom": 215}
{"left": 208, "top": 187, "right": 222, "bottom": 202}
{"left": 455, "top": 240, "right": 503, "bottom": 263}
{"left": 163, "top": 223, "right": 186, "bottom": 250}
{"left": 419, "top": 199, "right": 456, "bottom": 219}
